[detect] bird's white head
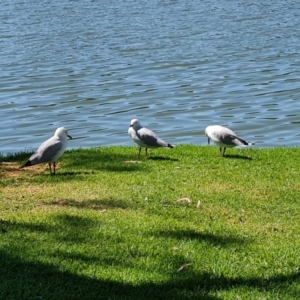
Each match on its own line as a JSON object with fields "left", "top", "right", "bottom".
{"left": 129, "top": 119, "right": 142, "bottom": 130}
{"left": 55, "top": 127, "right": 72, "bottom": 140}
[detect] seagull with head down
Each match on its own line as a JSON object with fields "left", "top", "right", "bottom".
{"left": 128, "top": 118, "right": 173, "bottom": 158}
{"left": 20, "top": 127, "right": 72, "bottom": 174}
{"left": 205, "top": 125, "right": 254, "bottom": 157}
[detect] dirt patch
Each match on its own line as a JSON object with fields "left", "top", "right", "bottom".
{"left": 0, "top": 162, "right": 53, "bottom": 179}
{"left": 123, "top": 160, "right": 142, "bottom": 163}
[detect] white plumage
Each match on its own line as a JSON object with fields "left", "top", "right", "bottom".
{"left": 20, "top": 127, "right": 72, "bottom": 174}
{"left": 128, "top": 119, "right": 173, "bottom": 158}
{"left": 205, "top": 125, "right": 254, "bottom": 156}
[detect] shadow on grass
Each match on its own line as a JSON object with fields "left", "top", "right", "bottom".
{"left": 148, "top": 155, "right": 179, "bottom": 161}
{"left": 0, "top": 164, "right": 95, "bottom": 186}
{"left": 156, "top": 229, "right": 250, "bottom": 247}
{"left": 0, "top": 214, "right": 95, "bottom": 235}
{"left": 27, "top": 171, "right": 95, "bottom": 180}
{"left": 0, "top": 249, "right": 219, "bottom": 300}
{"left": 2, "top": 148, "right": 149, "bottom": 174}
{"left": 223, "top": 154, "right": 253, "bottom": 160}
{"left": 47, "top": 198, "right": 131, "bottom": 210}
{"left": 1, "top": 216, "right": 300, "bottom": 299}
{"left": 51, "top": 171, "right": 92, "bottom": 176}
{"left": 2, "top": 151, "right": 34, "bottom": 162}
{"left": 64, "top": 149, "right": 149, "bottom": 172}
{"left": 1, "top": 249, "right": 299, "bottom": 300}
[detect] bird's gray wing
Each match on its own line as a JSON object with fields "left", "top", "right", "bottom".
{"left": 233, "top": 136, "right": 249, "bottom": 146}
{"left": 29, "top": 139, "right": 63, "bottom": 164}
{"left": 220, "top": 133, "right": 248, "bottom": 146}
{"left": 137, "top": 127, "right": 168, "bottom": 147}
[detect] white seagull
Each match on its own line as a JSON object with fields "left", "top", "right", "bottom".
{"left": 205, "top": 125, "right": 254, "bottom": 157}
{"left": 128, "top": 118, "right": 173, "bottom": 158}
{"left": 20, "top": 127, "right": 72, "bottom": 174}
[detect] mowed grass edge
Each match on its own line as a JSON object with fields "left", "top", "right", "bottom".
{"left": 1, "top": 145, "right": 300, "bottom": 300}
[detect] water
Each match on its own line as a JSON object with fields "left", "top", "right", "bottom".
{"left": 1, "top": 0, "right": 300, "bottom": 155}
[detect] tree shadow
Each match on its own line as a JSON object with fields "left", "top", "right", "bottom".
{"left": 64, "top": 148, "right": 148, "bottom": 172}
{"left": 2, "top": 151, "right": 34, "bottom": 162}
{"left": 1, "top": 249, "right": 299, "bottom": 300}
{"left": 0, "top": 163, "right": 94, "bottom": 185}
{"left": 0, "top": 249, "right": 220, "bottom": 300}
{"left": 47, "top": 198, "right": 131, "bottom": 210}
{"left": 1, "top": 218, "right": 52, "bottom": 233}
{"left": 0, "top": 214, "right": 95, "bottom": 235}
{"left": 1, "top": 216, "right": 300, "bottom": 299}
{"left": 155, "top": 229, "right": 250, "bottom": 247}
{"left": 2, "top": 148, "right": 149, "bottom": 175}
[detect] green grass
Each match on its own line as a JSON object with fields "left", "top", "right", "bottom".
{"left": 1, "top": 145, "right": 300, "bottom": 299}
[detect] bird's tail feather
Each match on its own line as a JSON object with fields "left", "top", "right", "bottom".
{"left": 236, "top": 137, "right": 254, "bottom": 146}
{"left": 19, "top": 161, "right": 32, "bottom": 169}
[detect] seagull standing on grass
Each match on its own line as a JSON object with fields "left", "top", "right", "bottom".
{"left": 205, "top": 125, "right": 254, "bottom": 157}
{"left": 128, "top": 119, "right": 173, "bottom": 158}
{"left": 20, "top": 127, "right": 72, "bottom": 174}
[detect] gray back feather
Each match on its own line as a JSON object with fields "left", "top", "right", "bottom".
{"left": 137, "top": 128, "right": 168, "bottom": 147}
{"left": 30, "top": 140, "right": 63, "bottom": 164}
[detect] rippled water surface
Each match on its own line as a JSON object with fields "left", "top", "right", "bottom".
{"left": 1, "top": 0, "right": 300, "bottom": 154}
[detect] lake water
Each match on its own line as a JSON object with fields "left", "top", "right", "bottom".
{"left": 1, "top": 0, "right": 300, "bottom": 155}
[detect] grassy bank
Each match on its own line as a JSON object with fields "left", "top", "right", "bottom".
{"left": 1, "top": 145, "right": 300, "bottom": 300}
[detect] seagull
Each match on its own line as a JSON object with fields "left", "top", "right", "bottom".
{"left": 128, "top": 118, "right": 173, "bottom": 158}
{"left": 205, "top": 125, "right": 254, "bottom": 157}
{"left": 20, "top": 127, "right": 72, "bottom": 174}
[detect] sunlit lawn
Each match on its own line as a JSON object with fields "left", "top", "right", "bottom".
{"left": 1, "top": 145, "right": 300, "bottom": 299}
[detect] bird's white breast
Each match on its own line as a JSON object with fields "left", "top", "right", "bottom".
{"left": 128, "top": 127, "right": 147, "bottom": 147}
